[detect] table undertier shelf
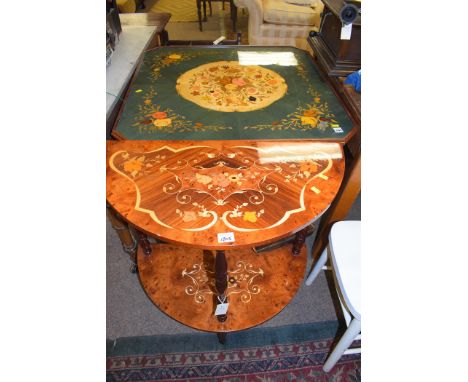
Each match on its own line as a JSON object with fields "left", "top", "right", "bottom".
{"left": 138, "top": 243, "right": 307, "bottom": 332}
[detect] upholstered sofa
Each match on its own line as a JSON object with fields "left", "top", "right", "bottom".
{"left": 234, "top": 0, "right": 323, "bottom": 50}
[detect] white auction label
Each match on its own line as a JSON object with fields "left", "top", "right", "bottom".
{"left": 333, "top": 127, "right": 344, "bottom": 133}
{"left": 217, "top": 232, "right": 235, "bottom": 243}
{"left": 341, "top": 23, "right": 353, "bottom": 40}
{"left": 215, "top": 303, "right": 229, "bottom": 315}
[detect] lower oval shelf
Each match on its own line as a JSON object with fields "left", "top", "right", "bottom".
{"left": 137, "top": 243, "right": 307, "bottom": 333}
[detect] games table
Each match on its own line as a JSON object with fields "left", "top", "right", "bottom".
{"left": 107, "top": 140, "right": 344, "bottom": 342}
{"left": 110, "top": 46, "right": 356, "bottom": 143}
{"left": 106, "top": 46, "right": 357, "bottom": 342}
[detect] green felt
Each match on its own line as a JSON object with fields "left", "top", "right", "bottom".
{"left": 113, "top": 46, "right": 353, "bottom": 141}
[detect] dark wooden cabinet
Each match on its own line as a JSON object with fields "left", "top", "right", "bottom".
{"left": 308, "top": 0, "right": 361, "bottom": 76}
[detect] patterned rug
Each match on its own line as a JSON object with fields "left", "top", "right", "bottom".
{"left": 150, "top": 0, "right": 200, "bottom": 22}
{"left": 107, "top": 321, "right": 361, "bottom": 381}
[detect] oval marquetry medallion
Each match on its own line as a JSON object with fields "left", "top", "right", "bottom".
{"left": 176, "top": 61, "right": 288, "bottom": 112}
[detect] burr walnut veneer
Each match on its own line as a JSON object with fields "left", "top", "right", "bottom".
{"left": 106, "top": 139, "right": 345, "bottom": 341}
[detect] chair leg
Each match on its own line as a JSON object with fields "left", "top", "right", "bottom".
{"left": 323, "top": 318, "right": 361, "bottom": 372}
{"left": 197, "top": 0, "right": 203, "bottom": 31}
{"left": 203, "top": 0, "right": 207, "bottom": 21}
{"left": 305, "top": 247, "right": 328, "bottom": 286}
{"left": 231, "top": 0, "right": 237, "bottom": 32}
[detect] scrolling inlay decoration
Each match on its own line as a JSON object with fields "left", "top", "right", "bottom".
{"left": 182, "top": 260, "right": 264, "bottom": 304}
{"left": 108, "top": 143, "right": 340, "bottom": 233}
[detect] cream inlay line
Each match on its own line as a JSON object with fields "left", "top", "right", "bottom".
{"left": 311, "top": 186, "right": 321, "bottom": 194}
{"left": 221, "top": 149, "right": 333, "bottom": 232}
{"left": 109, "top": 149, "right": 218, "bottom": 232}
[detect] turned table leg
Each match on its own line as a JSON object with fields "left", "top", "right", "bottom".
{"left": 217, "top": 332, "right": 227, "bottom": 344}
{"left": 106, "top": 205, "right": 137, "bottom": 271}
{"left": 292, "top": 227, "right": 308, "bottom": 256}
{"left": 215, "top": 250, "right": 228, "bottom": 323}
{"left": 136, "top": 230, "right": 152, "bottom": 256}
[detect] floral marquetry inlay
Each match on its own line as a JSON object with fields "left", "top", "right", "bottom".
{"left": 182, "top": 260, "right": 264, "bottom": 304}
{"left": 107, "top": 140, "right": 345, "bottom": 248}
{"left": 176, "top": 61, "right": 287, "bottom": 112}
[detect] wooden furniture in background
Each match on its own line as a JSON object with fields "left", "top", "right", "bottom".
{"left": 106, "top": 139, "right": 345, "bottom": 342}
{"left": 308, "top": 0, "right": 361, "bottom": 77}
{"left": 210, "top": 0, "right": 238, "bottom": 31}
{"left": 119, "top": 12, "right": 171, "bottom": 48}
{"left": 197, "top": 0, "right": 238, "bottom": 31}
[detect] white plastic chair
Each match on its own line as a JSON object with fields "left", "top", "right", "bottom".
{"left": 305, "top": 220, "right": 361, "bottom": 372}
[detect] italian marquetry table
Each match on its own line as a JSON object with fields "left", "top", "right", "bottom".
{"left": 107, "top": 45, "right": 357, "bottom": 342}
{"left": 106, "top": 139, "right": 345, "bottom": 342}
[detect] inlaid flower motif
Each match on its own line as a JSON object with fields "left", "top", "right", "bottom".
{"left": 314, "top": 97, "right": 321, "bottom": 103}
{"left": 153, "top": 118, "right": 172, "bottom": 127}
{"left": 303, "top": 108, "right": 321, "bottom": 117}
{"left": 225, "top": 83, "right": 238, "bottom": 91}
{"left": 300, "top": 162, "right": 318, "bottom": 173}
{"left": 168, "top": 54, "right": 182, "bottom": 60}
{"left": 300, "top": 116, "right": 318, "bottom": 127}
{"left": 144, "top": 99, "right": 152, "bottom": 105}
{"left": 218, "top": 76, "right": 233, "bottom": 86}
{"left": 123, "top": 156, "right": 145, "bottom": 177}
{"left": 195, "top": 173, "right": 213, "bottom": 185}
{"left": 211, "top": 173, "right": 230, "bottom": 187}
{"left": 243, "top": 211, "right": 258, "bottom": 223}
{"left": 232, "top": 77, "right": 246, "bottom": 86}
{"left": 182, "top": 211, "right": 197, "bottom": 222}
{"left": 152, "top": 111, "right": 167, "bottom": 119}
{"left": 246, "top": 87, "right": 257, "bottom": 94}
